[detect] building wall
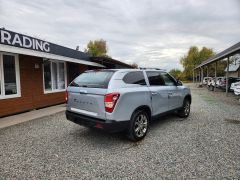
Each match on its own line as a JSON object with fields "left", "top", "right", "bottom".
{"left": 229, "top": 71, "right": 239, "bottom": 78}
{"left": 0, "top": 55, "right": 88, "bottom": 117}
{"left": 0, "top": 55, "right": 65, "bottom": 117}
{"left": 67, "top": 62, "right": 88, "bottom": 83}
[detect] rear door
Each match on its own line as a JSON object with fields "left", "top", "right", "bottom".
{"left": 67, "top": 70, "right": 115, "bottom": 120}
{"left": 146, "top": 71, "right": 169, "bottom": 116}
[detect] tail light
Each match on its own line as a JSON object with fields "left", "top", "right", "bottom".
{"left": 104, "top": 93, "right": 120, "bottom": 113}
{"left": 65, "top": 91, "right": 68, "bottom": 103}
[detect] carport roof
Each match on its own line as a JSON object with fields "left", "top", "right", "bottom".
{"left": 195, "top": 42, "right": 240, "bottom": 69}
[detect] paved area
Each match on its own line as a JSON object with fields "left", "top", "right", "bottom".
{"left": 0, "top": 104, "right": 65, "bottom": 129}
{"left": 0, "top": 86, "right": 240, "bottom": 179}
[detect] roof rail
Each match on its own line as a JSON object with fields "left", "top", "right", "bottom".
{"left": 139, "top": 67, "right": 166, "bottom": 71}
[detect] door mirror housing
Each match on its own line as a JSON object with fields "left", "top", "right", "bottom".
{"left": 176, "top": 80, "right": 183, "bottom": 86}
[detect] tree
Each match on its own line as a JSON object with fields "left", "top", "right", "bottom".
{"left": 85, "top": 39, "right": 108, "bottom": 57}
{"left": 180, "top": 46, "right": 215, "bottom": 80}
{"left": 131, "top": 63, "right": 138, "bottom": 69}
{"left": 168, "top": 68, "right": 182, "bottom": 80}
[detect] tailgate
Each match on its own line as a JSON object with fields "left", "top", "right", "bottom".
{"left": 67, "top": 87, "right": 107, "bottom": 120}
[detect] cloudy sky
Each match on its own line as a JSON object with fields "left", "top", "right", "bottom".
{"left": 0, "top": 0, "right": 240, "bottom": 70}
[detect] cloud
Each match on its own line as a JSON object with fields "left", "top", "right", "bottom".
{"left": 0, "top": 0, "right": 240, "bottom": 71}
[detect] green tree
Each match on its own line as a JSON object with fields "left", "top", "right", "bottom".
{"left": 85, "top": 39, "right": 108, "bottom": 57}
{"left": 131, "top": 63, "right": 138, "bottom": 69}
{"left": 169, "top": 68, "right": 182, "bottom": 80}
{"left": 180, "top": 46, "right": 215, "bottom": 80}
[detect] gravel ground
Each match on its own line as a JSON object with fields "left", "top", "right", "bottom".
{"left": 0, "top": 85, "right": 240, "bottom": 179}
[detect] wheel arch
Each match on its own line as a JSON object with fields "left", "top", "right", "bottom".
{"left": 184, "top": 94, "right": 192, "bottom": 104}
{"left": 132, "top": 105, "right": 152, "bottom": 119}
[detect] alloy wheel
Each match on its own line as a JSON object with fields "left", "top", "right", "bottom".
{"left": 134, "top": 114, "right": 148, "bottom": 138}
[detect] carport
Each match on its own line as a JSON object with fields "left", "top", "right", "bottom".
{"left": 194, "top": 42, "right": 240, "bottom": 96}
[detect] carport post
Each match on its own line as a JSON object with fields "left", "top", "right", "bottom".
{"left": 197, "top": 69, "right": 200, "bottom": 83}
{"left": 199, "top": 68, "right": 201, "bottom": 84}
{"left": 226, "top": 56, "right": 230, "bottom": 96}
{"left": 201, "top": 67, "right": 203, "bottom": 85}
{"left": 206, "top": 66, "right": 209, "bottom": 77}
{"left": 193, "top": 69, "right": 195, "bottom": 83}
{"left": 214, "top": 62, "right": 217, "bottom": 91}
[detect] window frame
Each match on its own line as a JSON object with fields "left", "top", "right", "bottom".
{"left": 146, "top": 71, "right": 177, "bottom": 87}
{"left": 0, "top": 52, "right": 21, "bottom": 100}
{"left": 160, "top": 72, "right": 177, "bottom": 86}
{"left": 146, "top": 71, "right": 165, "bottom": 86}
{"left": 43, "top": 59, "right": 67, "bottom": 94}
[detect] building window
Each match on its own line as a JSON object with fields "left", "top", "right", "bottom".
{"left": 0, "top": 53, "right": 21, "bottom": 99}
{"left": 43, "top": 60, "right": 66, "bottom": 93}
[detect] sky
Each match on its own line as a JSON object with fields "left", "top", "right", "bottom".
{"left": 0, "top": 0, "right": 240, "bottom": 71}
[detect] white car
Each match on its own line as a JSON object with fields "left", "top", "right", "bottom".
{"left": 66, "top": 69, "right": 191, "bottom": 141}
{"left": 216, "top": 77, "right": 225, "bottom": 88}
{"left": 230, "top": 81, "right": 240, "bottom": 91}
{"left": 202, "top": 77, "right": 210, "bottom": 85}
{"left": 234, "top": 84, "right": 240, "bottom": 95}
{"left": 207, "top": 77, "right": 216, "bottom": 91}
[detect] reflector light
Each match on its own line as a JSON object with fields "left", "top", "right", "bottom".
{"left": 95, "top": 123, "right": 103, "bottom": 129}
{"left": 65, "top": 91, "right": 68, "bottom": 103}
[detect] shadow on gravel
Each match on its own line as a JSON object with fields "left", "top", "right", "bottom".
{"left": 149, "top": 114, "right": 179, "bottom": 128}
{"left": 67, "top": 113, "right": 179, "bottom": 145}
{"left": 224, "top": 118, "right": 240, "bottom": 124}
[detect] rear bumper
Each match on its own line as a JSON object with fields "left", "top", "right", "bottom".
{"left": 65, "top": 110, "right": 129, "bottom": 133}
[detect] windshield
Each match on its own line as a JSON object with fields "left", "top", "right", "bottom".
{"left": 70, "top": 70, "right": 115, "bottom": 88}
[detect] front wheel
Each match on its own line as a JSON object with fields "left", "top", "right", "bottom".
{"left": 177, "top": 99, "right": 191, "bottom": 118}
{"left": 127, "top": 110, "right": 149, "bottom": 142}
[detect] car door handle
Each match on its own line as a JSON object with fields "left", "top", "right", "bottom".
{"left": 151, "top": 92, "right": 158, "bottom": 96}
{"left": 168, "top": 92, "right": 173, "bottom": 98}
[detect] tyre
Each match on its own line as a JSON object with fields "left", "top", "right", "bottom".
{"left": 211, "top": 85, "right": 215, "bottom": 91}
{"left": 177, "top": 98, "right": 191, "bottom": 118}
{"left": 127, "top": 110, "right": 149, "bottom": 142}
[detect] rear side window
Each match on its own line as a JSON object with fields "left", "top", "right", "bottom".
{"left": 146, "top": 72, "right": 165, "bottom": 86}
{"left": 123, "top": 71, "right": 146, "bottom": 85}
{"left": 70, "top": 70, "right": 114, "bottom": 88}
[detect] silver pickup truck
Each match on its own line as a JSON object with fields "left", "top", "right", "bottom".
{"left": 66, "top": 69, "right": 191, "bottom": 141}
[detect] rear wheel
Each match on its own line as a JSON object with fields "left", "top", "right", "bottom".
{"left": 177, "top": 98, "right": 191, "bottom": 118}
{"left": 127, "top": 110, "right": 149, "bottom": 142}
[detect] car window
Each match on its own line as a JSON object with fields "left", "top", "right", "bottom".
{"left": 123, "top": 71, "right": 146, "bottom": 85}
{"left": 70, "top": 70, "right": 115, "bottom": 88}
{"left": 146, "top": 71, "right": 165, "bottom": 86}
{"left": 161, "top": 72, "right": 176, "bottom": 86}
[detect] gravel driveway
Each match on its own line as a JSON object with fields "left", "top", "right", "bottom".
{"left": 0, "top": 86, "right": 240, "bottom": 179}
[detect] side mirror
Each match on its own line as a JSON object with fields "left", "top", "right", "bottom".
{"left": 176, "top": 80, "right": 183, "bottom": 86}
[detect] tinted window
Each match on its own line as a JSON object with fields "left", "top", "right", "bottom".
{"left": 146, "top": 71, "right": 165, "bottom": 86}
{"left": 123, "top": 71, "right": 146, "bottom": 85}
{"left": 43, "top": 61, "right": 52, "bottom": 91}
{"left": 3, "top": 55, "right": 17, "bottom": 95}
{"left": 161, "top": 72, "right": 176, "bottom": 86}
{"left": 70, "top": 70, "right": 114, "bottom": 88}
